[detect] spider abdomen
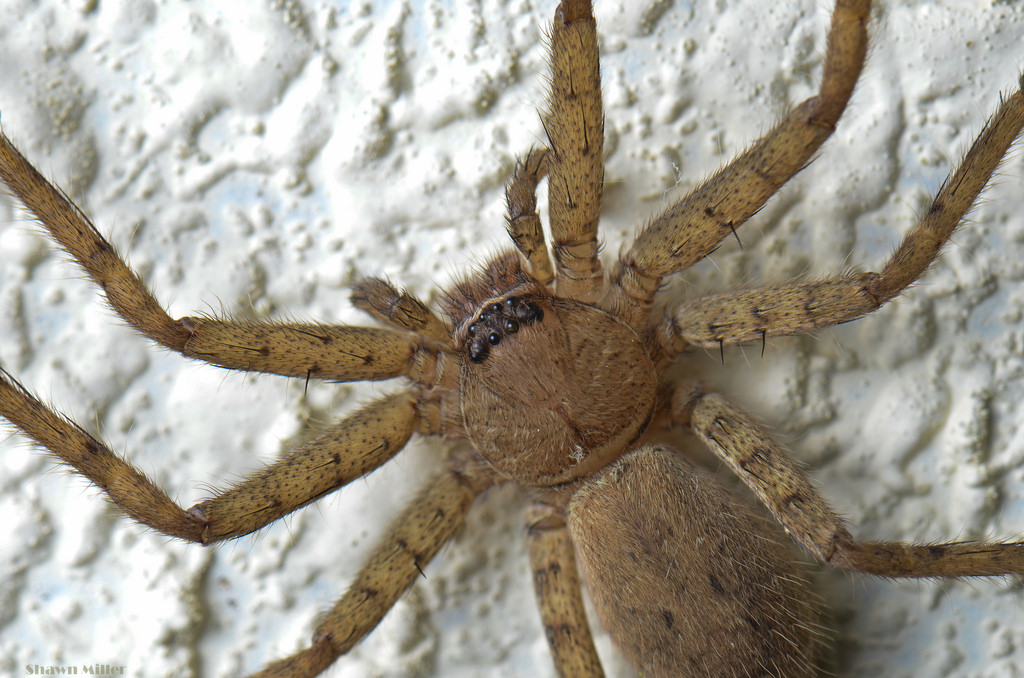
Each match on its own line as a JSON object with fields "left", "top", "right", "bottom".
{"left": 569, "top": 446, "right": 820, "bottom": 677}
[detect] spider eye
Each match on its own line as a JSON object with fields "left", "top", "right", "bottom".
{"left": 468, "top": 340, "right": 487, "bottom": 363}
{"left": 488, "top": 331, "right": 502, "bottom": 346}
{"left": 504, "top": 319, "right": 519, "bottom": 333}
{"left": 521, "top": 304, "right": 543, "bottom": 323}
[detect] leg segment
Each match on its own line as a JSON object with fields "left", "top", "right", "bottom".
{"left": 658, "top": 79, "right": 1024, "bottom": 357}
{"left": 605, "top": 0, "right": 871, "bottom": 327}
{"left": 0, "top": 367, "right": 202, "bottom": 541}
{"left": 544, "top": 0, "right": 604, "bottom": 301}
{"left": 506, "top": 149, "right": 555, "bottom": 285}
{"left": 526, "top": 502, "right": 604, "bottom": 678}
{"left": 0, "top": 130, "right": 188, "bottom": 351}
{"left": 0, "top": 367, "right": 422, "bottom": 544}
{"left": 181, "top": 316, "right": 436, "bottom": 381}
{"left": 190, "top": 392, "right": 420, "bottom": 542}
{"left": 350, "top": 277, "right": 449, "bottom": 343}
{"left": 672, "top": 382, "right": 1024, "bottom": 577}
{"left": 249, "top": 451, "right": 497, "bottom": 678}
{"left": 0, "top": 130, "right": 435, "bottom": 383}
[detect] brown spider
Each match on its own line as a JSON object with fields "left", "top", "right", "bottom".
{"left": 2, "top": 0, "right": 1024, "bottom": 676}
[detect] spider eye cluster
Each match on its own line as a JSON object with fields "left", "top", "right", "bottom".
{"left": 467, "top": 296, "right": 543, "bottom": 363}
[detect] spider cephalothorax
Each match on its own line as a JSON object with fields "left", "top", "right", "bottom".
{"left": 1, "top": 0, "right": 1024, "bottom": 676}
{"left": 446, "top": 251, "right": 657, "bottom": 486}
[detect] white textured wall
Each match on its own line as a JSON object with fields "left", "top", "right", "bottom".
{"left": 1, "top": 1, "right": 1023, "bottom": 676}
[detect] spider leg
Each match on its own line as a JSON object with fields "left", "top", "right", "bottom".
{"left": 543, "top": 0, "right": 604, "bottom": 301}
{"left": 506, "top": 149, "right": 555, "bottom": 285}
{"left": 0, "top": 131, "right": 438, "bottom": 383}
{"left": 657, "top": 79, "right": 1024, "bottom": 359}
{"left": 526, "top": 502, "right": 604, "bottom": 677}
{"left": 672, "top": 382, "right": 1024, "bottom": 577}
{"left": 0, "top": 367, "right": 439, "bottom": 543}
{"left": 248, "top": 450, "right": 498, "bottom": 678}
{"left": 604, "top": 0, "right": 871, "bottom": 328}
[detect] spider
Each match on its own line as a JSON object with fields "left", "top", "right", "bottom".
{"left": 2, "top": 1, "right": 1024, "bottom": 678}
